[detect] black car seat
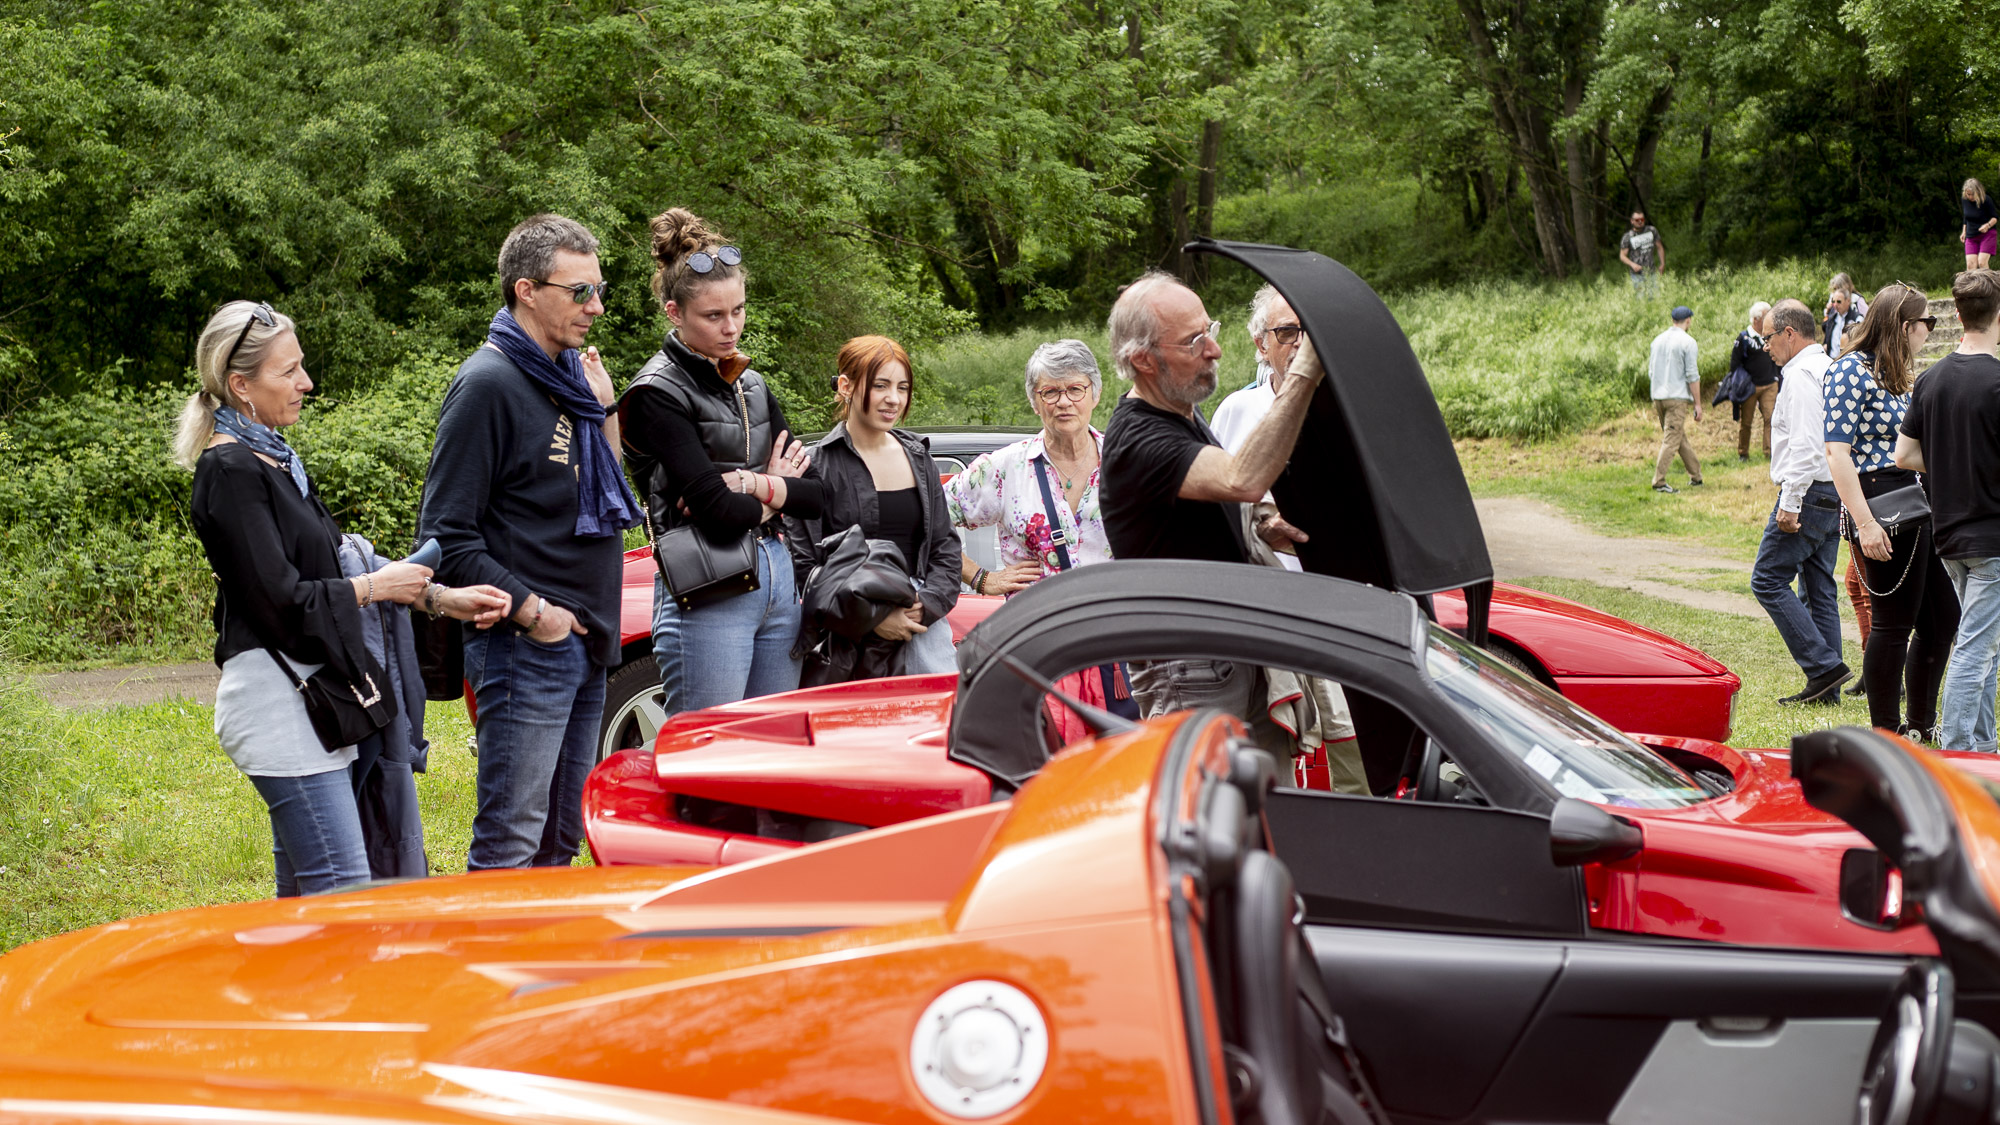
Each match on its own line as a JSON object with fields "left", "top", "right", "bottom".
{"left": 1231, "top": 848, "right": 1385, "bottom": 1125}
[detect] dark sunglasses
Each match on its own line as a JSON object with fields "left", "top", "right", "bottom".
{"left": 1908, "top": 315, "right": 1939, "bottom": 330}
{"left": 531, "top": 279, "right": 611, "bottom": 305}
{"left": 223, "top": 302, "right": 279, "bottom": 371}
{"left": 1264, "top": 323, "right": 1305, "bottom": 345}
{"left": 688, "top": 246, "right": 743, "bottom": 274}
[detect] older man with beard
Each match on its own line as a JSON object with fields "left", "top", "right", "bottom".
{"left": 1098, "top": 270, "right": 1324, "bottom": 752}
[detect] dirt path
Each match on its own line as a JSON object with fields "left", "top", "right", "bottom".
{"left": 20, "top": 500, "right": 1770, "bottom": 709}
{"left": 1475, "top": 497, "right": 1760, "bottom": 618}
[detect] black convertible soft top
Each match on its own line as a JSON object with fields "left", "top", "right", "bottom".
{"left": 1185, "top": 238, "right": 1492, "bottom": 599}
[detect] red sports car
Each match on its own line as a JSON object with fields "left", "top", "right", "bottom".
{"left": 580, "top": 236, "right": 1981, "bottom": 962}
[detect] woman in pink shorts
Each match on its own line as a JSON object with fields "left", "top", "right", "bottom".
{"left": 1963, "top": 179, "right": 1997, "bottom": 269}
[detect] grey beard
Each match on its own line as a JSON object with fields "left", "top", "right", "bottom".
{"left": 1255, "top": 360, "right": 1275, "bottom": 387}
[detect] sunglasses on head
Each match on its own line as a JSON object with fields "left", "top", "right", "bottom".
{"left": 531, "top": 279, "right": 611, "bottom": 305}
{"left": 688, "top": 246, "right": 744, "bottom": 274}
{"left": 223, "top": 301, "right": 279, "bottom": 371}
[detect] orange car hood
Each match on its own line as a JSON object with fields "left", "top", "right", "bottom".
{"left": 0, "top": 724, "right": 1200, "bottom": 1125}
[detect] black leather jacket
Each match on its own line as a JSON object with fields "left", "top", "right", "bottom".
{"left": 784, "top": 423, "right": 962, "bottom": 625}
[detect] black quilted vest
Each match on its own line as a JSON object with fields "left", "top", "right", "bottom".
{"left": 626, "top": 337, "right": 775, "bottom": 533}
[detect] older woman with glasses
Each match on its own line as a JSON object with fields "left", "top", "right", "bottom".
{"left": 943, "top": 339, "right": 1135, "bottom": 735}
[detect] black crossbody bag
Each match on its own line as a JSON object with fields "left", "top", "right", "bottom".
{"left": 262, "top": 641, "right": 397, "bottom": 752}
{"left": 636, "top": 374, "right": 763, "bottom": 612}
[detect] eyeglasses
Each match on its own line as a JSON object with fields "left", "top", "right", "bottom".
{"left": 1166, "top": 320, "right": 1223, "bottom": 354}
{"left": 1263, "top": 323, "right": 1305, "bottom": 345}
{"left": 224, "top": 302, "right": 278, "bottom": 372}
{"left": 1908, "top": 315, "right": 1939, "bottom": 330}
{"left": 531, "top": 279, "right": 611, "bottom": 304}
{"left": 1034, "top": 384, "right": 1093, "bottom": 404}
{"left": 688, "top": 246, "right": 743, "bottom": 274}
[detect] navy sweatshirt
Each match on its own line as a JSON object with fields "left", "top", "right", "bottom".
{"left": 417, "top": 345, "right": 625, "bottom": 668}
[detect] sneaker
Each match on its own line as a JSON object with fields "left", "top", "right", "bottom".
{"left": 1688, "top": 477, "right": 1705, "bottom": 487}
{"left": 1653, "top": 483, "right": 1678, "bottom": 493}
{"left": 1781, "top": 663, "right": 1853, "bottom": 705}
{"left": 1897, "top": 723, "right": 1935, "bottom": 745}
{"left": 1738, "top": 454, "right": 1750, "bottom": 463}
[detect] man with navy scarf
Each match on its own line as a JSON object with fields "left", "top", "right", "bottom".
{"left": 419, "top": 214, "right": 640, "bottom": 870}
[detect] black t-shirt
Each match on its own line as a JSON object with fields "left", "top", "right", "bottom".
{"left": 1100, "top": 394, "right": 1248, "bottom": 563}
{"left": 1901, "top": 350, "right": 2000, "bottom": 559}
{"left": 1731, "top": 329, "right": 1780, "bottom": 387}
{"left": 874, "top": 487, "right": 925, "bottom": 575}
{"left": 417, "top": 346, "right": 627, "bottom": 668}
{"left": 1966, "top": 196, "right": 1998, "bottom": 237}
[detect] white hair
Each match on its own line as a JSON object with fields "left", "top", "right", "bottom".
{"left": 1247, "top": 283, "right": 1286, "bottom": 340}
{"left": 1024, "top": 339, "right": 1102, "bottom": 403}
{"left": 1107, "top": 270, "right": 1183, "bottom": 382}
{"left": 1747, "top": 300, "right": 1772, "bottom": 330}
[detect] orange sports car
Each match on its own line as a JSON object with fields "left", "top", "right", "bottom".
{"left": 7, "top": 695, "right": 2000, "bottom": 1123}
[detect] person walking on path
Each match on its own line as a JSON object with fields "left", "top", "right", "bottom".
{"left": 1732, "top": 301, "right": 1781, "bottom": 461}
{"left": 1650, "top": 305, "right": 1703, "bottom": 493}
{"left": 1754, "top": 299, "right": 1850, "bottom": 703}
{"left": 1826, "top": 283, "right": 1959, "bottom": 742}
{"left": 1964, "top": 180, "right": 1998, "bottom": 271}
{"left": 418, "top": 214, "right": 641, "bottom": 871}
{"left": 1896, "top": 269, "right": 2000, "bottom": 751}
{"left": 1619, "top": 211, "right": 1665, "bottom": 298}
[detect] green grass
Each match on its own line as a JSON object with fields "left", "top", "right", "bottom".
{"left": 0, "top": 686, "right": 489, "bottom": 951}
{"left": 1511, "top": 576, "right": 1862, "bottom": 752}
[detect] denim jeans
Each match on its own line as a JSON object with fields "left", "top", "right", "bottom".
{"left": 1750, "top": 485, "right": 1845, "bottom": 680}
{"left": 1130, "top": 659, "right": 1291, "bottom": 767}
{"left": 248, "top": 770, "right": 370, "bottom": 897}
{"left": 462, "top": 629, "right": 606, "bottom": 870}
{"left": 902, "top": 611, "right": 958, "bottom": 674}
{"left": 1941, "top": 556, "right": 2000, "bottom": 752}
{"left": 1628, "top": 269, "right": 1661, "bottom": 299}
{"left": 652, "top": 534, "right": 801, "bottom": 715}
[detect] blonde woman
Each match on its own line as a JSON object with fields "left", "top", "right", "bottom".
{"left": 1964, "top": 180, "right": 1997, "bottom": 270}
{"left": 178, "top": 301, "right": 510, "bottom": 896}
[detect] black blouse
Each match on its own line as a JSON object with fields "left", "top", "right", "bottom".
{"left": 190, "top": 441, "right": 363, "bottom": 670}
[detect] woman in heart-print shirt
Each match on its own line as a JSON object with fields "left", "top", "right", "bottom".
{"left": 1823, "top": 282, "right": 1959, "bottom": 740}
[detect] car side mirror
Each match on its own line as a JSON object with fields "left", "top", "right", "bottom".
{"left": 1841, "top": 847, "right": 1917, "bottom": 930}
{"left": 1549, "top": 797, "right": 1643, "bottom": 867}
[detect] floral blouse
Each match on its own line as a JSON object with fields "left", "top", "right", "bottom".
{"left": 1822, "top": 350, "right": 1909, "bottom": 473}
{"left": 942, "top": 429, "right": 1111, "bottom": 575}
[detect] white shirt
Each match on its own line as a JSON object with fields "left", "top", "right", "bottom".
{"left": 1770, "top": 346, "right": 1835, "bottom": 513}
{"left": 1206, "top": 365, "right": 1303, "bottom": 573}
{"left": 1210, "top": 378, "right": 1276, "bottom": 452}
{"left": 1648, "top": 327, "right": 1699, "bottom": 401}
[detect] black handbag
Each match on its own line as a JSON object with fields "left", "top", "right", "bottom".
{"left": 649, "top": 506, "right": 760, "bottom": 611}
{"left": 1859, "top": 483, "right": 1932, "bottom": 538}
{"left": 262, "top": 643, "right": 397, "bottom": 752}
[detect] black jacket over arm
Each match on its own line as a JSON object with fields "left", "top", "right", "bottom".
{"left": 784, "top": 424, "right": 961, "bottom": 625}
{"left": 190, "top": 441, "right": 366, "bottom": 675}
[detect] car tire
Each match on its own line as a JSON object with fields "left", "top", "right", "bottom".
{"left": 599, "top": 658, "right": 667, "bottom": 764}
{"left": 1488, "top": 642, "right": 1557, "bottom": 690}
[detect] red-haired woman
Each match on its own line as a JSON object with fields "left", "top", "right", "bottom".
{"left": 785, "top": 336, "right": 961, "bottom": 680}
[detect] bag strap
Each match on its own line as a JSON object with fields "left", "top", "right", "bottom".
{"left": 1031, "top": 453, "right": 1075, "bottom": 572}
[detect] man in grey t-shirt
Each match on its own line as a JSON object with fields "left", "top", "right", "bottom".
{"left": 1619, "top": 211, "right": 1666, "bottom": 298}
{"left": 1649, "top": 305, "right": 1703, "bottom": 492}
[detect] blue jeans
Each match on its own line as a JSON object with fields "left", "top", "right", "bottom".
{"left": 1941, "top": 556, "right": 2000, "bottom": 752}
{"left": 1628, "top": 268, "right": 1661, "bottom": 298}
{"left": 462, "top": 630, "right": 606, "bottom": 870}
{"left": 248, "top": 770, "right": 370, "bottom": 898}
{"left": 1750, "top": 485, "right": 1844, "bottom": 679}
{"left": 652, "top": 534, "right": 801, "bottom": 715}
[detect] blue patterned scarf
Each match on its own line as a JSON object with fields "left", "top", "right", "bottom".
{"left": 213, "top": 405, "right": 309, "bottom": 498}
{"left": 485, "top": 307, "right": 640, "bottom": 538}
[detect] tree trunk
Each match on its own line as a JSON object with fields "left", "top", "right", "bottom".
{"left": 1191, "top": 118, "right": 1222, "bottom": 286}
{"left": 1126, "top": 7, "right": 1143, "bottom": 60}
{"left": 1563, "top": 71, "right": 1600, "bottom": 273}
{"left": 1628, "top": 81, "right": 1675, "bottom": 217}
{"left": 1454, "top": 0, "right": 1575, "bottom": 276}
{"left": 1692, "top": 122, "right": 1712, "bottom": 231}
{"left": 1168, "top": 177, "right": 1190, "bottom": 280}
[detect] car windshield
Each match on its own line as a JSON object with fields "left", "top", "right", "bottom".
{"left": 1423, "top": 626, "right": 1709, "bottom": 809}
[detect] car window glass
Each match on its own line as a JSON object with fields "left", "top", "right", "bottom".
{"left": 1423, "top": 627, "right": 1707, "bottom": 809}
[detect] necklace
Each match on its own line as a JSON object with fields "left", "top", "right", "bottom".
{"left": 1045, "top": 447, "right": 1094, "bottom": 492}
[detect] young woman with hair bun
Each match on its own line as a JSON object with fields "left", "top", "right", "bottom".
{"left": 783, "top": 336, "right": 961, "bottom": 681}
{"left": 618, "top": 207, "right": 823, "bottom": 715}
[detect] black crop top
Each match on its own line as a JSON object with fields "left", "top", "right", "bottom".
{"left": 873, "top": 487, "right": 925, "bottom": 574}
